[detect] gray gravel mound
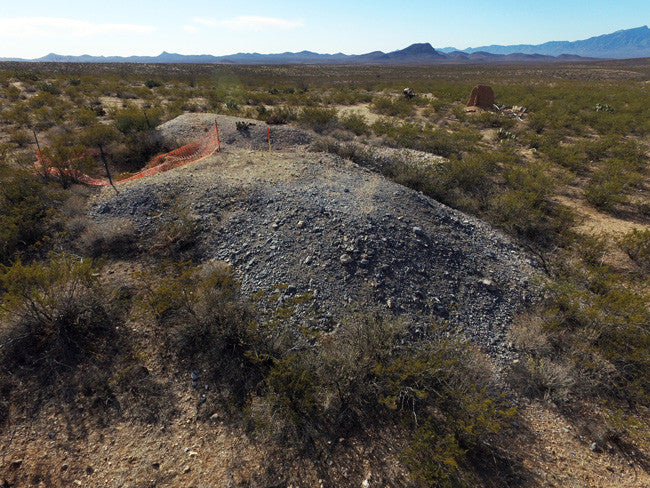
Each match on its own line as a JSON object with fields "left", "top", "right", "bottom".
{"left": 157, "top": 113, "right": 312, "bottom": 151}
{"left": 88, "top": 138, "right": 541, "bottom": 360}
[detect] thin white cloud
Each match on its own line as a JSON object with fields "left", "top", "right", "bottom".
{"left": 0, "top": 17, "right": 155, "bottom": 38}
{"left": 219, "top": 16, "right": 303, "bottom": 32}
{"left": 193, "top": 17, "right": 217, "bottom": 27}
{"left": 183, "top": 25, "right": 199, "bottom": 34}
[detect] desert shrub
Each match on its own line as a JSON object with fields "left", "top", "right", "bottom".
{"left": 472, "top": 111, "right": 516, "bottom": 130}
{"left": 5, "top": 84, "right": 21, "bottom": 101}
{"left": 138, "top": 261, "right": 271, "bottom": 406}
{"left": 264, "top": 106, "right": 297, "bottom": 125}
{"left": 0, "top": 254, "right": 117, "bottom": 380}
{"left": 490, "top": 160, "right": 574, "bottom": 246}
{"left": 76, "top": 218, "right": 138, "bottom": 259}
{"left": 584, "top": 158, "right": 642, "bottom": 211}
{"left": 146, "top": 208, "right": 199, "bottom": 260}
{"left": 144, "top": 79, "right": 162, "bottom": 89}
{"left": 73, "top": 107, "right": 99, "bottom": 126}
{"left": 8, "top": 128, "right": 32, "bottom": 147}
{"left": 618, "top": 229, "right": 650, "bottom": 273}
{"left": 260, "top": 316, "right": 515, "bottom": 485}
{"left": 490, "top": 188, "right": 573, "bottom": 247}
{"left": 584, "top": 179, "right": 627, "bottom": 210}
{"left": 225, "top": 99, "right": 240, "bottom": 111}
{"left": 0, "top": 165, "right": 56, "bottom": 263}
{"left": 340, "top": 112, "right": 370, "bottom": 135}
{"left": 539, "top": 260, "right": 650, "bottom": 404}
{"left": 113, "top": 104, "right": 160, "bottom": 134}
{"left": 28, "top": 91, "right": 56, "bottom": 109}
{"left": 371, "top": 96, "right": 415, "bottom": 117}
{"left": 38, "top": 82, "right": 61, "bottom": 95}
{"left": 508, "top": 357, "right": 576, "bottom": 402}
{"left": 297, "top": 106, "right": 338, "bottom": 133}
{"left": 374, "top": 120, "right": 482, "bottom": 158}
{"left": 111, "top": 129, "right": 168, "bottom": 172}
{"left": 37, "top": 135, "right": 96, "bottom": 188}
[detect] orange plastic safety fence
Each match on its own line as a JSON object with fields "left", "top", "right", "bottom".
{"left": 34, "top": 122, "right": 221, "bottom": 187}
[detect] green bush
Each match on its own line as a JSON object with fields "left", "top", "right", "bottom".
{"left": 472, "top": 111, "right": 516, "bottom": 130}
{"left": 0, "top": 165, "right": 55, "bottom": 264}
{"left": 113, "top": 104, "right": 160, "bottom": 134}
{"left": 264, "top": 106, "right": 297, "bottom": 125}
{"left": 138, "top": 262, "right": 269, "bottom": 405}
{"left": 340, "top": 112, "right": 370, "bottom": 135}
{"left": 540, "top": 259, "right": 650, "bottom": 404}
{"left": 618, "top": 229, "right": 650, "bottom": 273}
{"left": 38, "top": 82, "right": 61, "bottom": 95}
{"left": 371, "top": 96, "right": 415, "bottom": 117}
{"left": 0, "top": 254, "right": 116, "bottom": 377}
{"left": 298, "top": 107, "right": 338, "bottom": 133}
{"left": 144, "top": 79, "right": 163, "bottom": 89}
{"left": 259, "top": 316, "right": 515, "bottom": 485}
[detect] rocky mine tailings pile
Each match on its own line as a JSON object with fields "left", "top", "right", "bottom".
{"left": 89, "top": 114, "right": 540, "bottom": 359}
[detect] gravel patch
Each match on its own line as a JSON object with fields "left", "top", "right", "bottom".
{"left": 88, "top": 129, "right": 541, "bottom": 362}
{"left": 157, "top": 113, "right": 312, "bottom": 151}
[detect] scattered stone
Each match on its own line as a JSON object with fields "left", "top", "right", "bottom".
{"left": 339, "top": 254, "right": 353, "bottom": 265}
{"left": 412, "top": 226, "right": 426, "bottom": 238}
{"left": 479, "top": 278, "right": 498, "bottom": 292}
{"left": 85, "top": 466, "right": 94, "bottom": 475}
{"left": 188, "top": 451, "right": 198, "bottom": 457}
{"left": 589, "top": 442, "right": 601, "bottom": 453}
{"left": 61, "top": 464, "right": 69, "bottom": 472}
{"left": 183, "top": 466, "right": 191, "bottom": 474}
{"left": 10, "top": 459, "right": 22, "bottom": 468}
{"left": 87, "top": 121, "right": 541, "bottom": 361}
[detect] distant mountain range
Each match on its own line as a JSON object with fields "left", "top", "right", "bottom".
{"left": 441, "top": 26, "right": 650, "bottom": 59}
{"left": 1, "top": 26, "right": 649, "bottom": 64}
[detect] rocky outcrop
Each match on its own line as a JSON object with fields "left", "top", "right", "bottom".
{"left": 467, "top": 85, "right": 495, "bottom": 108}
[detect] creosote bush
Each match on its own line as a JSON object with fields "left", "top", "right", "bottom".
{"left": 298, "top": 106, "right": 338, "bottom": 133}
{"left": 257, "top": 316, "right": 515, "bottom": 485}
{"left": 0, "top": 254, "right": 117, "bottom": 379}
{"left": 0, "top": 164, "right": 56, "bottom": 264}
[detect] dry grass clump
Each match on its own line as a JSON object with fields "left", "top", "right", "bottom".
{"left": 76, "top": 217, "right": 138, "bottom": 259}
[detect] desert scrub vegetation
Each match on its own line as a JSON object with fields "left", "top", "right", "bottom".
{"left": 135, "top": 261, "right": 517, "bottom": 485}
{"left": 0, "top": 60, "right": 648, "bottom": 481}
{"left": 0, "top": 254, "right": 116, "bottom": 378}
{"left": 259, "top": 317, "right": 516, "bottom": 486}
{"left": 0, "top": 164, "right": 60, "bottom": 264}
{"left": 0, "top": 253, "right": 174, "bottom": 424}
{"left": 507, "top": 235, "right": 650, "bottom": 438}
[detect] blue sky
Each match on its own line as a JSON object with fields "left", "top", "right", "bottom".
{"left": 1, "top": 0, "right": 648, "bottom": 58}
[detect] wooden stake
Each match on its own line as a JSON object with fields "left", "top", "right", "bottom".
{"left": 32, "top": 130, "right": 41, "bottom": 151}
{"left": 98, "top": 144, "right": 118, "bottom": 195}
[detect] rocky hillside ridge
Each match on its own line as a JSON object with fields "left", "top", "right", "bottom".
{"left": 89, "top": 114, "right": 540, "bottom": 359}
